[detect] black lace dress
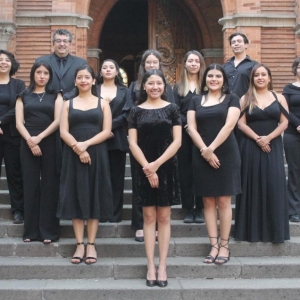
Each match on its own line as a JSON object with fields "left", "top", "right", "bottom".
{"left": 235, "top": 100, "right": 290, "bottom": 243}
{"left": 128, "top": 103, "right": 181, "bottom": 207}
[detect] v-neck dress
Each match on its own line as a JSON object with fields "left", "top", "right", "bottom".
{"left": 235, "top": 100, "right": 290, "bottom": 242}
{"left": 57, "top": 99, "right": 113, "bottom": 220}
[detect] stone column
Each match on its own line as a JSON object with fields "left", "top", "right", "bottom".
{"left": 87, "top": 48, "right": 102, "bottom": 73}
{"left": 0, "top": 23, "right": 16, "bottom": 50}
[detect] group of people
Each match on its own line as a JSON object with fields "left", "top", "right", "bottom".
{"left": 0, "top": 28, "right": 299, "bottom": 287}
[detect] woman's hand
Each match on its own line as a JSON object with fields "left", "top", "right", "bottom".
{"left": 72, "top": 141, "right": 89, "bottom": 155}
{"left": 184, "top": 124, "right": 189, "bottom": 134}
{"left": 109, "top": 132, "right": 114, "bottom": 139}
{"left": 79, "top": 151, "right": 91, "bottom": 165}
{"left": 31, "top": 145, "right": 42, "bottom": 156}
{"left": 297, "top": 125, "right": 300, "bottom": 133}
{"left": 208, "top": 153, "right": 220, "bottom": 169}
{"left": 28, "top": 135, "right": 42, "bottom": 147}
{"left": 148, "top": 172, "right": 159, "bottom": 188}
{"left": 0, "top": 128, "right": 3, "bottom": 135}
{"left": 200, "top": 147, "right": 214, "bottom": 161}
{"left": 261, "top": 144, "right": 271, "bottom": 153}
{"left": 256, "top": 136, "right": 270, "bottom": 147}
{"left": 143, "top": 161, "right": 159, "bottom": 177}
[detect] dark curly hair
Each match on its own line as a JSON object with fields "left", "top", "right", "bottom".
{"left": 0, "top": 50, "right": 20, "bottom": 76}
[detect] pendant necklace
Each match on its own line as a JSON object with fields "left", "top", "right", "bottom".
{"left": 36, "top": 92, "right": 45, "bottom": 102}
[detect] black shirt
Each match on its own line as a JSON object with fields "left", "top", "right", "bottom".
{"left": 223, "top": 56, "right": 258, "bottom": 98}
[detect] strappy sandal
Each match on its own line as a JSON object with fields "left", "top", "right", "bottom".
{"left": 215, "top": 238, "right": 230, "bottom": 265}
{"left": 84, "top": 242, "right": 97, "bottom": 265}
{"left": 203, "top": 237, "right": 219, "bottom": 264}
{"left": 71, "top": 242, "right": 85, "bottom": 264}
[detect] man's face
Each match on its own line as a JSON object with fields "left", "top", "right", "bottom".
{"left": 53, "top": 34, "right": 71, "bottom": 58}
{"left": 230, "top": 35, "right": 248, "bottom": 55}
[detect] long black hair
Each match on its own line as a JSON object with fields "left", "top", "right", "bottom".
{"left": 137, "top": 69, "right": 167, "bottom": 105}
{"left": 74, "top": 65, "right": 98, "bottom": 97}
{"left": 26, "top": 61, "right": 53, "bottom": 94}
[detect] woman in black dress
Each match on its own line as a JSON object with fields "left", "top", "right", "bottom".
{"left": 235, "top": 63, "right": 290, "bottom": 243}
{"left": 128, "top": 69, "right": 181, "bottom": 287}
{"left": 282, "top": 57, "right": 300, "bottom": 223}
{"left": 173, "top": 50, "right": 206, "bottom": 223}
{"left": 15, "top": 61, "right": 63, "bottom": 243}
{"left": 187, "top": 64, "right": 241, "bottom": 264}
{"left": 123, "top": 49, "right": 175, "bottom": 242}
{"left": 97, "top": 59, "right": 128, "bottom": 223}
{"left": 57, "top": 65, "right": 112, "bottom": 265}
{"left": 0, "top": 50, "right": 25, "bottom": 224}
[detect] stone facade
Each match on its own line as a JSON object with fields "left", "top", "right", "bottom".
{"left": 1, "top": 0, "right": 299, "bottom": 91}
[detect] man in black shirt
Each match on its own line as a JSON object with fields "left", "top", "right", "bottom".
{"left": 223, "top": 33, "right": 258, "bottom": 98}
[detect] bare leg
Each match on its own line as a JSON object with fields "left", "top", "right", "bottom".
{"left": 71, "top": 219, "right": 85, "bottom": 263}
{"left": 215, "top": 195, "right": 232, "bottom": 262}
{"left": 143, "top": 206, "right": 156, "bottom": 280}
{"left": 203, "top": 197, "right": 219, "bottom": 262}
{"left": 85, "top": 218, "right": 99, "bottom": 264}
{"left": 156, "top": 206, "right": 171, "bottom": 281}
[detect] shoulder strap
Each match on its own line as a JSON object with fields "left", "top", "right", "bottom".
{"left": 271, "top": 91, "right": 289, "bottom": 120}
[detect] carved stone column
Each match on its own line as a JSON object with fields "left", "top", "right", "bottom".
{"left": 0, "top": 23, "right": 17, "bottom": 50}
{"left": 87, "top": 48, "right": 102, "bottom": 73}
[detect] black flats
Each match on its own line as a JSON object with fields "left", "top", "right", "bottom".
{"left": 156, "top": 279, "right": 168, "bottom": 288}
{"left": 146, "top": 279, "right": 156, "bottom": 287}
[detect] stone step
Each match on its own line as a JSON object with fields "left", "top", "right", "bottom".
{"left": 0, "top": 278, "right": 299, "bottom": 300}
{"left": 1, "top": 219, "right": 299, "bottom": 239}
{"left": 0, "top": 256, "right": 300, "bottom": 280}
{"left": 0, "top": 237, "right": 299, "bottom": 258}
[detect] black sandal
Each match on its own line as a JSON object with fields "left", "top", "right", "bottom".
{"left": 84, "top": 242, "right": 97, "bottom": 265}
{"left": 71, "top": 242, "right": 85, "bottom": 264}
{"left": 215, "top": 238, "right": 230, "bottom": 265}
{"left": 203, "top": 237, "right": 219, "bottom": 264}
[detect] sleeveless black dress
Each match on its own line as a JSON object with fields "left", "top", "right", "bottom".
{"left": 235, "top": 100, "right": 290, "bottom": 243}
{"left": 57, "top": 99, "right": 113, "bottom": 220}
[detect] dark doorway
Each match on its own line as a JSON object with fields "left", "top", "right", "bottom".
{"left": 99, "top": 0, "right": 148, "bottom": 85}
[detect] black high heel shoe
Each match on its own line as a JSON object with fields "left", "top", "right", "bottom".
{"left": 71, "top": 242, "right": 85, "bottom": 264}
{"left": 203, "top": 236, "right": 219, "bottom": 264}
{"left": 214, "top": 237, "right": 230, "bottom": 265}
{"left": 84, "top": 242, "right": 97, "bottom": 265}
{"left": 146, "top": 268, "right": 157, "bottom": 287}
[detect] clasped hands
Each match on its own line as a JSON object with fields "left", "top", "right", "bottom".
{"left": 26, "top": 136, "right": 42, "bottom": 156}
{"left": 256, "top": 136, "right": 271, "bottom": 153}
{"left": 143, "top": 162, "right": 159, "bottom": 188}
{"left": 72, "top": 141, "right": 91, "bottom": 165}
{"left": 200, "top": 147, "right": 220, "bottom": 169}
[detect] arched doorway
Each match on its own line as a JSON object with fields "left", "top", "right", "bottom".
{"left": 88, "top": 0, "right": 224, "bottom": 85}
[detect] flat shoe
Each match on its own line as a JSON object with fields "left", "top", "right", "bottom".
{"left": 156, "top": 280, "right": 168, "bottom": 288}
{"left": 135, "top": 236, "right": 144, "bottom": 242}
{"left": 146, "top": 279, "right": 156, "bottom": 287}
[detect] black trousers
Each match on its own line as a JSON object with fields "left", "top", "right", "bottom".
{"left": 177, "top": 129, "right": 203, "bottom": 210}
{"left": 108, "top": 150, "right": 126, "bottom": 222}
{"left": 130, "top": 152, "right": 143, "bottom": 231}
{"left": 283, "top": 133, "right": 300, "bottom": 215}
{"left": 21, "top": 133, "right": 60, "bottom": 241}
{"left": 0, "top": 134, "right": 23, "bottom": 214}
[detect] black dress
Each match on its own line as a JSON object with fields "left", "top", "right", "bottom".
{"left": 188, "top": 94, "right": 241, "bottom": 197}
{"left": 235, "top": 100, "right": 290, "bottom": 243}
{"left": 128, "top": 103, "right": 181, "bottom": 207}
{"left": 57, "top": 99, "right": 113, "bottom": 220}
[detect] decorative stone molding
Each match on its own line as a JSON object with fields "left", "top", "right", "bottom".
{"left": 219, "top": 14, "right": 295, "bottom": 31}
{"left": 201, "top": 48, "right": 223, "bottom": 58}
{"left": 87, "top": 48, "right": 102, "bottom": 58}
{"left": 0, "top": 22, "right": 17, "bottom": 49}
{"left": 16, "top": 13, "right": 93, "bottom": 28}
{"left": 294, "top": 23, "right": 300, "bottom": 35}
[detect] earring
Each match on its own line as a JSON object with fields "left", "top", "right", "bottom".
{"left": 204, "top": 85, "right": 208, "bottom": 91}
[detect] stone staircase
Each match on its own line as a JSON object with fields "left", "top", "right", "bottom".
{"left": 0, "top": 155, "right": 300, "bottom": 300}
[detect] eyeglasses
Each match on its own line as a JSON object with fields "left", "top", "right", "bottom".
{"left": 54, "top": 39, "right": 70, "bottom": 44}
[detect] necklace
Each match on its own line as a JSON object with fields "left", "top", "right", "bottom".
{"left": 35, "top": 92, "right": 45, "bottom": 102}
